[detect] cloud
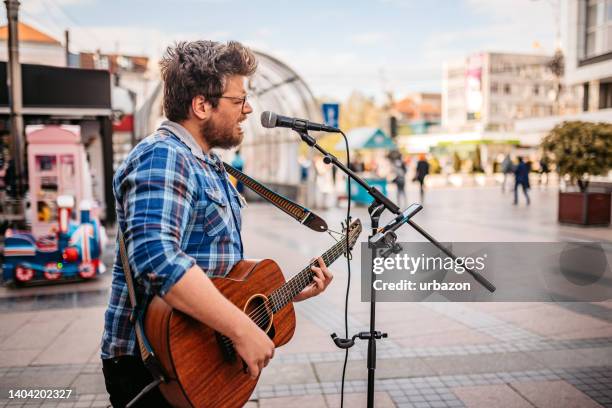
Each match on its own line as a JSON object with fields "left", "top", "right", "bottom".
{"left": 21, "top": 0, "right": 93, "bottom": 15}
{"left": 349, "top": 32, "right": 390, "bottom": 46}
{"left": 67, "top": 26, "right": 231, "bottom": 58}
{"left": 422, "top": 0, "right": 556, "bottom": 67}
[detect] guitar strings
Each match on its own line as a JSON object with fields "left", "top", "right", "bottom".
{"left": 218, "top": 240, "right": 349, "bottom": 349}
{"left": 224, "top": 223, "right": 360, "bottom": 345}
{"left": 244, "top": 239, "right": 347, "bottom": 324}
{"left": 220, "top": 230, "right": 360, "bottom": 349}
{"left": 239, "top": 229, "right": 359, "bottom": 330}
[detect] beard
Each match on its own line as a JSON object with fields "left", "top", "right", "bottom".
{"left": 200, "top": 115, "right": 244, "bottom": 150}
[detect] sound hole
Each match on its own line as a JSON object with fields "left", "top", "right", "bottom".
{"left": 244, "top": 294, "right": 273, "bottom": 333}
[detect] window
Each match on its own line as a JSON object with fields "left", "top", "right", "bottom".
{"left": 491, "top": 82, "right": 499, "bottom": 93}
{"left": 504, "top": 84, "right": 511, "bottom": 95}
{"left": 533, "top": 85, "right": 540, "bottom": 96}
{"left": 600, "top": 82, "right": 612, "bottom": 109}
{"left": 583, "top": 0, "right": 612, "bottom": 58}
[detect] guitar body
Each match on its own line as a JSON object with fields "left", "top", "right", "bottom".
{"left": 144, "top": 259, "right": 296, "bottom": 408}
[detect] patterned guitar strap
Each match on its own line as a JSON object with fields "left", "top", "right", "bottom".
{"left": 118, "top": 159, "right": 328, "bottom": 406}
{"left": 222, "top": 161, "right": 327, "bottom": 233}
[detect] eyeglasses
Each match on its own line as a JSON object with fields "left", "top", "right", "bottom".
{"left": 217, "top": 93, "right": 250, "bottom": 113}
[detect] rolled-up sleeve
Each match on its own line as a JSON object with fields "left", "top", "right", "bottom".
{"left": 115, "top": 144, "right": 197, "bottom": 296}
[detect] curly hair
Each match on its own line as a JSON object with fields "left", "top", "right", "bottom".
{"left": 160, "top": 40, "right": 258, "bottom": 122}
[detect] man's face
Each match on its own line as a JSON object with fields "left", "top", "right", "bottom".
{"left": 201, "top": 75, "right": 252, "bottom": 149}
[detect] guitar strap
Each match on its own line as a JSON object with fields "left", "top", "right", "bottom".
{"left": 223, "top": 161, "right": 328, "bottom": 233}
{"left": 118, "top": 231, "right": 167, "bottom": 407}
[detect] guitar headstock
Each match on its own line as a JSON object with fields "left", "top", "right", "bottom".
{"left": 342, "top": 218, "right": 362, "bottom": 251}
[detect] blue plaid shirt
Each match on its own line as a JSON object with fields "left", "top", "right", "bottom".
{"left": 101, "top": 121, "right": 244, "bottom": 359}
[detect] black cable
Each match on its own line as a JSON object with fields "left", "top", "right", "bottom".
{"left": 339, "top": 130, "right": 351, "bottom": 408}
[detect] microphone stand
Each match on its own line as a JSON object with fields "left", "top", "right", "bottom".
{"left": 297, "top": 130, "right": 496, "bottom": 408}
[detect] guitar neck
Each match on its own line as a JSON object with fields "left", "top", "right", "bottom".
{"left": 268, "top": 237, "right": 349, "bottom": 313}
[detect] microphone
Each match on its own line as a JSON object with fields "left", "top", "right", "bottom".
{"left": 261, "top": 111, "right": 341, "bottom": 133}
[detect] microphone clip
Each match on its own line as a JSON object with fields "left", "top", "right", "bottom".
{"left": 331, "top": 331, "right": 388, "bottom": 349}
{"left": 296, "top": 130, "right": 316, "bottom": 147}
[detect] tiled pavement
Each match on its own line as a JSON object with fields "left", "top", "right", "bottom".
{"left": 1, "top": 187, "right": 611, "bottom": 407}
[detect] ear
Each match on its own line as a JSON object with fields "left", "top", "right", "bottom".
{"left": 191, "top": 95, "right": 211, "bottom": 120}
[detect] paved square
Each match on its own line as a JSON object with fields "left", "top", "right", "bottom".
{"left": 1, "top": 188, "right": 611, "bottom": 407}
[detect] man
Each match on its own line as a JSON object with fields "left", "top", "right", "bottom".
{"left": 391, "top": 156, "right": 407, "bottom": 208}
{"left": 101, "top": 41, "right": 333, "bottom": 408}
{"left": 415, "top": 154, "right": 429, "bottom": 199}
{"left": 500, "top": 154, "right": 513, "bottom": 193}
{"left": 513, "top": 156, "right": 530, "bottom": 205}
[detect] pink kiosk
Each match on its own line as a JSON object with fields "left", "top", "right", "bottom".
{"left": 1, "top": 125, "right": 106, "bottom": 285}
{"left": 27, "top": 125, "right": 95, "bottom": 236}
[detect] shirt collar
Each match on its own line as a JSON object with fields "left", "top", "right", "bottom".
{"left": 158, "top": 120, "right": 222, "bottom": 169}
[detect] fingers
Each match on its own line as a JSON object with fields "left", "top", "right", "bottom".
{"left": 311, "top": 260, "right": 332, "bottom": 289}
{"left": 313, "top": 275, "right": 324, "bottom": 290}
{"left": 248, "top": 361, "right": 260, "bottom": 379}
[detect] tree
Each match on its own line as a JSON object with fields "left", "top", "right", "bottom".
{"left": 540, "top": 121, "right": 612, "bottom": 192}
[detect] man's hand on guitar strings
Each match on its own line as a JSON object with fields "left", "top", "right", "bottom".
{"left": 293, "top": 257, "right": 334, "bottom": 302}
{"left": 232, "top": 318, "right": 276, "bottom": 379}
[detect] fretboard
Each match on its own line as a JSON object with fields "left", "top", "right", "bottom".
{"left": 268, "top": 236, "right": 350, "bottom": 313}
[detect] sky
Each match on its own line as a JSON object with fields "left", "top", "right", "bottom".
{"left": 10, "top": 0, "right": 558, "bottom": 102}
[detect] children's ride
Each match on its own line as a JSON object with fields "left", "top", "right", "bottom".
{"left": 2, "top": 125, "right": 106, "bottom": 286}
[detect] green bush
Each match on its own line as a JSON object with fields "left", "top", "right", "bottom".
{"left": 540, "top": 121, "right": 612, "bottom": 192}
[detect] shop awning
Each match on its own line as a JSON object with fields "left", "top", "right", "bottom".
{"left": 337, "top": 127, "right": 396, "bottom": 150}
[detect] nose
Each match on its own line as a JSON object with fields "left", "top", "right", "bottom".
{"left": 243, "top": 100, "right": 253, "bottom": 114}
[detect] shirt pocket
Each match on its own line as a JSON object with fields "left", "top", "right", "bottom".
{"left": 201, "top": 188, "right": 233, "bottom": 237}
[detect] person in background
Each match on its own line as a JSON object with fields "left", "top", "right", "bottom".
{"left": 391, "top": 154, "right": 407, "bottom": 208}
{"left": 349, "top": 153, "right": 365, "bottom": 173}
{"left": 415, "top": 154, "right": 429, "bottom": 199}
{"left": 514, "top": 156, "right": 530, "bottom": 205}
{"left": 501, "top": 154, "right": 513, "bottom": 193}
{"left": 539, "top": 157, "right": 550, "bottom": 187}
{"left": 231, "top": 149, "right": 245, "bottom": 193}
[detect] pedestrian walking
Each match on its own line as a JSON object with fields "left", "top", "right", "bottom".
{"left": 539, "top": 157, "right": 550, "bottom": 187}
{"left": 501, "top": 154, "right": 513, "bottom": 193}
{"left": 391, "top": 156, "right": 407, "bottom": 208}
{"left": 513, "top": 156, "right": 530, "bottom": 205}
{"left": 414, "top": 154, "right": 429, "bottom": 199}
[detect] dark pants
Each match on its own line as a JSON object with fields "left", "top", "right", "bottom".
{"left": 395, "top": 184, "right": 406, "bottom": 207}
{"left": 514, "top": 181, "right": 530, "bottom": 204}
{"left": 417, "top": 178, "right": 425, "bottom": 197}
{"left": 102, "top": 356, "right": 171, "bottom": 408}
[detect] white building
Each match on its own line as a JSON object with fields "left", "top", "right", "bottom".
{"left": 0, "top": 22, "right": 66, "bottom": 67}
{"left": 442, "top": 52, "right": 579, "bottom": 133}
{"left": 515, "top": 1, "right": 612, "bottom": 143}
{"left": 562, "top": 0, "right": 612, "bottom": 111}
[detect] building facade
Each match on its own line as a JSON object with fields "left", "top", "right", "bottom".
{"left": 0, "top": 22, "right": 66, "bottom": 67}
{"left": 442, "top": 52, "right": 578, "bottom": 133}
{"left": 563, "top": 0, "right": 612, "bottom": 111}
{"left": 394, "top": 92, "right": 441, "bottom": 134}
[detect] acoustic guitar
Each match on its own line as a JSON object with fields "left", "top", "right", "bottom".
{"left": 144, "top": 219, "right": 362, "bottom": 407}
